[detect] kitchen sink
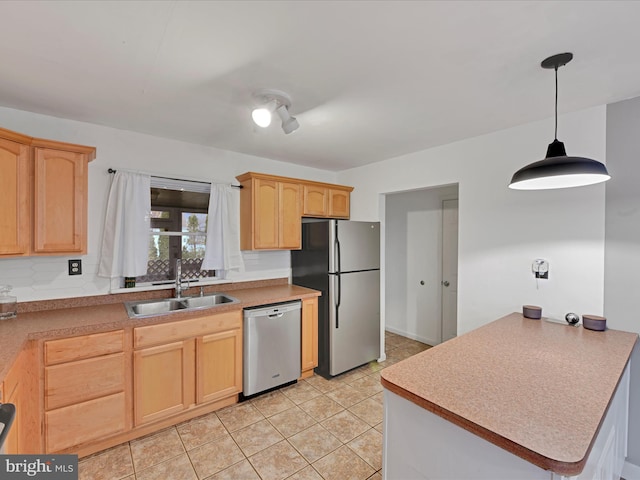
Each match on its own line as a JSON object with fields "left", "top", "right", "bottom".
{"left": 181, "top": 294, "right": 238, "bottom": 309}
{"left": 125, "top": 293, "right": 240, "bottom": 318}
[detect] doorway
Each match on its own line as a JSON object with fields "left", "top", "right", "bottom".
{"left": 384, "top": 185, "right": 458, "bottom": 346}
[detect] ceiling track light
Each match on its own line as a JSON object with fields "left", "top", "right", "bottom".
{"left": 251, "top": 89, "right": 299, "bottom": 134}
{"left": 509, "top": 53, "right": 610, "bottom": 190}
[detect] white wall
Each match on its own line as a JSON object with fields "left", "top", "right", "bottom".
{"left": 604, "top": 96, "right": 640, "bottom": 469}
{"left": 338, "top": 106, "right": 607, "bottom": 335}
{"left": 385, "top": 186, "right": 458, "bottom": 344}
{"left": 0, "top": 106, "right": 337, "bottom": 302}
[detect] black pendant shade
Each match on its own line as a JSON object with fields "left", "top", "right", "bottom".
{"left": 509, "top": 53, "right": 611, "bottom": 190}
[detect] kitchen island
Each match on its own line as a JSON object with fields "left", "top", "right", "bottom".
{"left": 380, "top": 313, "right": 637, "bottom": 479}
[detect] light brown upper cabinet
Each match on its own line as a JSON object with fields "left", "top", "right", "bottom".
{"left": 0, "top": 130, "right": 31, "bottom": 256}
{"left": 328, "top": 188, "right": 351, "bottom": 218}
{"left": 237, "top": 172, "right": 302, "bottom": 250}
{"left": 237, "top": 172, "right": 353, "bottom": 251}
{"left": 302, "top": 185, "right": 351, "bottom": 219}
{"left": 0, "top": 127, "right": 96, "bottom": 257}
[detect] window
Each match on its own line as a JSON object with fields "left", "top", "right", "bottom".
{"left": 135, "top": 178, "right": 216, "bottom": 285}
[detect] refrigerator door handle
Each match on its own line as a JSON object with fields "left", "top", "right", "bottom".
{"left": 335, "top": 273, "right": 341, "bottom": 328}
{"left": 336, "top": 236, "right": 341, "bottom": 274}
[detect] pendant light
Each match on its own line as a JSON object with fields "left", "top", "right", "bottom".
{"left": 509, "top": 53, "right": 610, "bottom": 190}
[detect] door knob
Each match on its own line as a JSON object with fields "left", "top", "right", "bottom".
{"left": 420, "top": 280, "right": 425, "bottom": 285}
{"left": 442, "top": 280, "right": 450, "bottom": 287}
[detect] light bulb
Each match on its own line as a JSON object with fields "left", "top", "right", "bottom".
{"left": 251, "top": 107, "right": 272, "bottom": 128}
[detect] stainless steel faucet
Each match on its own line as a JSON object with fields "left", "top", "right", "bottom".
{"left": 175, "top": 259, "right": 183, "bottom": 298}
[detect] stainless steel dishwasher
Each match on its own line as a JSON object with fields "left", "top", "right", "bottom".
{"left": 243, "top": 300, "right": 301, "bottom": 397}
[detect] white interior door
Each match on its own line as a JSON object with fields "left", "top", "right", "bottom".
{"left": 441, "top": 199, "right": 458, "bottom": 342}
{"left": 407, "top": 210, "right": 441, "bottom": 346}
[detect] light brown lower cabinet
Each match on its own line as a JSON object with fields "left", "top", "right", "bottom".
{"left": 133, "top": 340, "right": 195, "bottom": 425}
{"left": 301, "top": 297, "right": 319, "bottom": 378}
{"left": 2, "top": 350, "right": 24, "bottom": 454}
{"left": 197, "top": 329, "right": 242, "bottom": 404}
{"left": 9, "top": 302, "right": 314, "bottom": 457}
{"left": 133, "top": 310, "right": 242, "bottom": 426}
{"left": 43, "top": 331, "right": 128, "bottom": 453}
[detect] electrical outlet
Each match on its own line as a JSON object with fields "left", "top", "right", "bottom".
{"left": 532, "top": 259, "right": 549, "bottom": 279}
{"left": 68, "top": 259, "right": 82, "bottom": 275}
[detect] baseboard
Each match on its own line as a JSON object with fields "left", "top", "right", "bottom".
{"left": 385, "top": 326, "right": 437, "bottom": 346}
{"left": 623, "top": 460, "right": 640, "bottom": 479}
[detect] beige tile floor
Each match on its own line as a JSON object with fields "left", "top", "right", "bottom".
{"left": 79, "top": 331, "right": 430, "bottom": 480}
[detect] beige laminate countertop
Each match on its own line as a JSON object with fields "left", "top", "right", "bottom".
{"left": 0, "top": 283, "right": 320, "bottom": 381}
{"left": 380, "top": 312, "right": 638, "bottom": 476}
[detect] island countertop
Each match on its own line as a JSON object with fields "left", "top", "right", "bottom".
{"left": 380, "top": 312, "right": 638, "bottom": 476}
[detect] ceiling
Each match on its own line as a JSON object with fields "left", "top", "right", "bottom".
{"left": 1, "top": 1, "right": 640, "bottom": 171}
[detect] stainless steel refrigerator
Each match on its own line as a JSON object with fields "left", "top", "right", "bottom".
{"left": 292, "top": 219, "right": 380, "bottom": 378}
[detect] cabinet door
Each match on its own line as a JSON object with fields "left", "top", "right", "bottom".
{"left": 279, "top": 181, "right": 302, "bottom": 249}
{"left": 33, "top": 147, "right": 87, "bottom": 254}
{"left": 329, "top": 189, "right": 350, "bottom": 219}
{"left": 254, "top": 178, "right": 279, "bottom": 249}
{"left": 0, "top": 136, "right": 30, "bottom": 256}
{"left": 133, "top": 340, "right": 195, "bottom": 425}
{"left": 196, "top": 328, "right": 242, "bottom": 404}
{"left": 3, "top": 349, "right": 24, "bottom": 454}
{"left": 3, "top": 374, "right": 21, "bottom": 454}
{"left": 303, "top": 184, "right": 328, "bottom": 217}
{"left": 301, "top": 298, "right": 319, "bottom": 377}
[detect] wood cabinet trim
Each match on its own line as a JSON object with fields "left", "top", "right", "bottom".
{"left": 0, "top": 127, "right": 33, "bottom": 145}
{"left": 236, "top": 171, "right": 353, "bottom": 192}
{"left": 31, "top": 138, "right": 96, "bottom": 161}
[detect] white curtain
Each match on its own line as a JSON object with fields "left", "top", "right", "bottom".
{"left": 201, "top": 184, "right": 244, "bottom": 275}
{"left": 98, "top": 171, "right": 151, "bottom": 278}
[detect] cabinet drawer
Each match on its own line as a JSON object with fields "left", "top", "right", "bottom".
{"left": 45, "top": 330, "right": 124, "bottom": 365}
{"left": 45, "top": 353, "right": 125, "bottom": 410}
{"left": 45, "top": 391, "right": 126, "bottom": 453}
{"left": 134, "top": 310, "right": 242, "bottom": 348}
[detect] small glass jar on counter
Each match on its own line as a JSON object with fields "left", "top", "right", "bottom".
{"left": 0, "top": 285, "right": 17, "bottom": 320}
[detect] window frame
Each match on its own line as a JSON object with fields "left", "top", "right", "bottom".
{"left": 124, "top": 176, "right": 221, "bottom": 290}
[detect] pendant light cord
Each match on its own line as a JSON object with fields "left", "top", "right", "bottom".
{"left": 554, "top": 66, "right": 558, "bottom": 141}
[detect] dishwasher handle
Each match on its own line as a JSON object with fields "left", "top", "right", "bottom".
{"left": 268, "top": 312, "right": 285, "bottom": 319}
